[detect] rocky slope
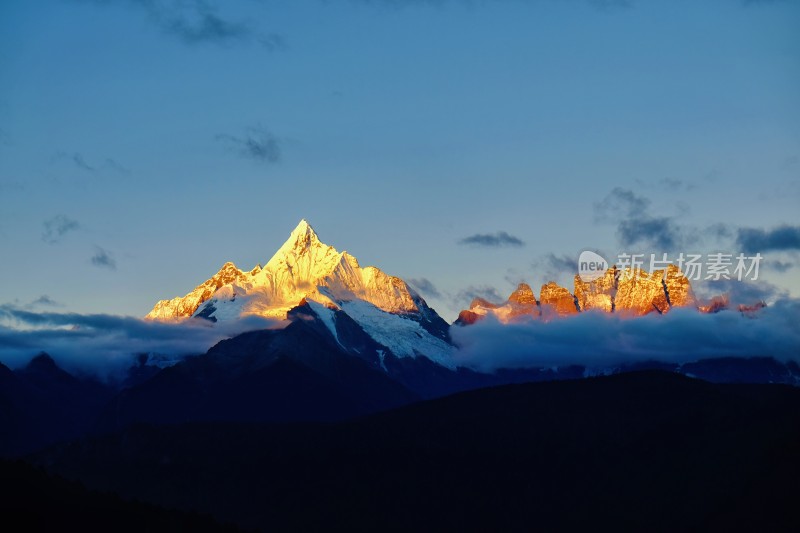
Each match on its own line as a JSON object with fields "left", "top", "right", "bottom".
{"left": 540, "top": 282, "right": 580, "bottom": 316}
{"left": 459, "top": 264, "right": 698, "bottom": 324}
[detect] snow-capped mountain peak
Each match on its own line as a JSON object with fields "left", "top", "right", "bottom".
{"left": 268, "top": 219, "right": 322, "bottom": 261}
{"left": 146, "top": 220, "right": 453, "bottom": 366}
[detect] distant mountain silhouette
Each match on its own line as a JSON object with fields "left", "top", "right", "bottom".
{"left": 97, "top": 309, "right": 421, "bottom": 432}
{"left": 3, "top": 325, "right": 799, "bottom": 459}
{"left": 36, "top": 371, "right": 800, "bottom": 531}
{"left": 0, "top": 354, "right": 113, "bottom": 457}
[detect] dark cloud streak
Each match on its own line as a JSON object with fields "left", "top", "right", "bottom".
{"left": 459, "top": 231, "right": 524, "bottom": 248}
{"left": 595, "top": 188, "right": 688, "bottom": 251}
{"left": 81, "top": 0, "right": 285, "bottom": 49}
{"left": 736, "top": 225, "right": 800, "bottom": 253}
{"left": 90, "top": 246, "right": 117, "bottom": 270}
{"left": 769, "top": 260, "right": 794, "bottom": 273}
{"left": 408, "top": 278, "right": 442, "bottom": 299}
{"left": 532, "top": 253, "right": 577, "bottom": 285}
{"left": 72, "top": 153, "right": 95, "bottom": 171}
{"left": 29, "top": 295, "right": 63, "bottom": 308}
{"left": 617, "top": 216, "right": 680, "bottom": 250}
{"left": 161, "top": 6, "right": 249, "bottom": 45}
{"left": 50, "top": 151, "right": 95, "bottom": 172}
{"left": 216, "top": 126, "right": 282, "bottom": 163}
{"left": 452, "top": 285, "right": 504, "bottom": 308}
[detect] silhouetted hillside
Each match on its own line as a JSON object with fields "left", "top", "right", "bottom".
{"left": 0, "top": 459, "right": 238, "bottom": 531}
{"left": 37, "top": 371, "right": 800, "bottom": 531}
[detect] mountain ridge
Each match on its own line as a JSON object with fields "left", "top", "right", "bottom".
{"left": 146, "top": 220, "right": 453, "bottom": 366}
{"left": 460, "top": 264, "right": 710, "bottom": 324}
{"left": 34, "top": 371, "right": 800, "bottom": 531}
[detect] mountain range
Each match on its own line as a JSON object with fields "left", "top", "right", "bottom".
{"left": 144, "top": 220, "right": 736, "bottom": 351}
{"left": 147, "top": 220, "right": 453, "bottom": 366}
{"left": 2, "top": 220, "right": 796, "bottom": 457}
{"left": 3, "top": 220, "right": 799, "bottom": 529}
{"left": 25, "top": 371, "right": 800, "bottom": 531}
{"left": 458, "top": 263, "right": 698, "bottom": 324}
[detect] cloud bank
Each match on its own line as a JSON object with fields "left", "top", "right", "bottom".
{"left": 0, "top": 307, "right": 278, "bottom": 380}
{"left": 451, "top": 299, "right": 800, "bottom": 372}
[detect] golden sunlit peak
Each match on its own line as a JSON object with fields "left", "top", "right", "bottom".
{"left": 290, "top": 219, "right": 317, "bottom": 238}
{"left": 276, "top": 219, "right": 324, "bottom": 257}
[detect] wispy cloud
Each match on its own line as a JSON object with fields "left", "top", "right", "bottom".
{"left": 82, "top": 0, "right": 285, "bottom": 49}
{"left": 50, "top": 151, "right": 96, "bottom": 172}
{"left": 594, "top": 186, "right": 650, "bottom": 221}
{"left": 736, "top": 225, "right": 800, "bottom": 253}
{"left": 693, "top": 278, "right": 787, "bottom": 306}
{"left": 161, "top": 5, "right": 249, "bottom": 45}
{"left": 258, "top": 33, "right": 287, "bottom": 52}
{"left": 634, "top": 177, "right": 698, "bottom": 192}
{"left": 50, "top": 151, "right": 128, "bottom": 174}
{"left": 354, "top": 0, "right": 633, "bottom": 11}
{"left": 532, "top": 253, "right": 578, "bottom": 286}
{"left": 216, "top": 126, "right": 282, "bottom": 163}
{"left": 90, "top": 246, "right": 117, "bottom": 270}
{"left": 768, "top": 260, "right": 794, "bottom": 273}
{"left": 595, "top": 188, "right": 690, "bottom": 251}
{"left": 617, "top": 216, "right": 681, "bottom": 250}
{"left": 593, "top": 188, "right": 795, "bottom": 255}
{"left": 42, "top": 215, "right": 80, "bottom": 244}
{"left": 28, "top": 295, "right": 63, "bottom": 309}
{"left": 704, "top": 223, "right": 733, "bottom": 241}
{"left": 103, "top": 157, "right": 130, "bottom": 175}
{"left": 408, "top": 278, "right": 441, "bottom": 299}
{"left": 452, "top": 285, "right": 504, "bottom": 309}
{"left": 458, "top": 231, "right": 524, "bottom": 248}
{"left": 72, "top": 153, "right": 95, "bottom": 171}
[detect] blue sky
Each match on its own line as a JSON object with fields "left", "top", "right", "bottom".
{"left": 0, "top": 0, "right": 798, "bottom": 322}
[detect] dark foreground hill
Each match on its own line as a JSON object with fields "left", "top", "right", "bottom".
{"left": 35, "top": 371, "right": 800, "bottom": 532}
{"left": 0, "top": 354, "right": 114, "bottom": 457}
{"left": 0, "top": 459, "right": 238, "bottom": 531}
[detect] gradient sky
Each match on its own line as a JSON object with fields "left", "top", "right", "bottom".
{"left": 0, "top": 0, "right": 798, "bottom": 322}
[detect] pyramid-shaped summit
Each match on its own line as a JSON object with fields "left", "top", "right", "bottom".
{"left": 273, "top": 219, "right": 319, "bottom": 256}
{"left": 146, "top": 220, "right": 453, "bottom": 362}
{"left": 148, "top": 219, "right": 423, "bottom": 320}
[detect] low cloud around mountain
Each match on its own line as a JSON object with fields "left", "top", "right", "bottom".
{"left": 450, "top": 298, "right": 800, "bottom": 372}
{"left": 0, "top": 306, "right": 278, "bottom": 380}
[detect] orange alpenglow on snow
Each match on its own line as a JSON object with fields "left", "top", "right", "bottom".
{"left": 145, "top": 220, "right": 454, "bottom": 365}
{"left": 457, "top": 264, "right": 699, "bottom": 325}
{"left": 147, "top": 219, "right": 423, "bottom": 321}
